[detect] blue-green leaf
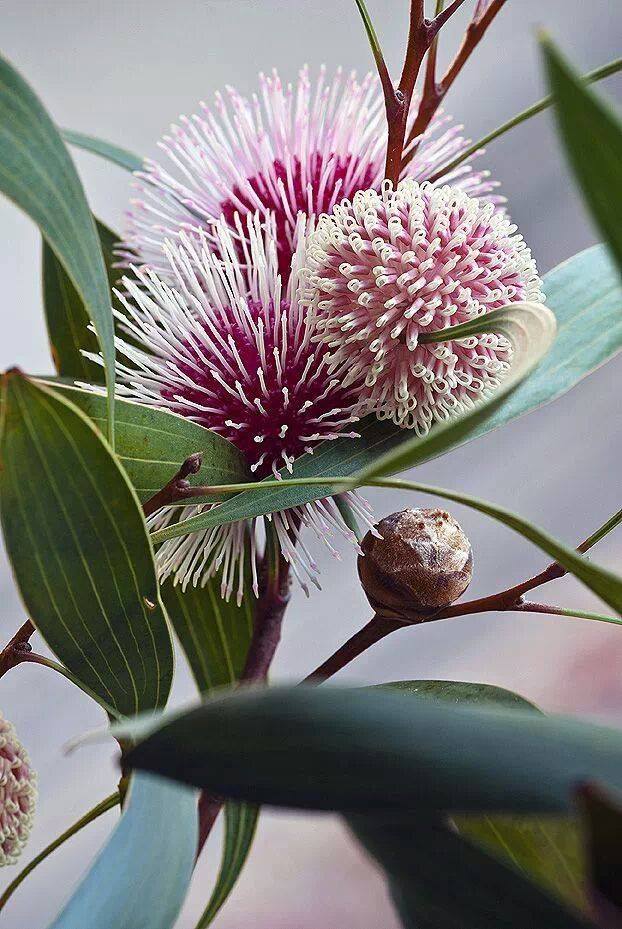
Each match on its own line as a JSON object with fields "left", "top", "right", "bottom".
{"left": 61, "top": 129, "right": 142, "bottom": 173}
{"left": 47, "top": 774, "right": 197, "bottom": 929}
{"left": 120, "top": 685, "right": 622, "bottom": 814}
{"left": 0, "top": 55, "right": 116, "bottom": 443}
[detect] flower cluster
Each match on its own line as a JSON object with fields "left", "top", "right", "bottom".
{"left": 304, "top": 180, "right": 543, "bottom": 434}
{"left": 0, "top": 712, "right": 36, "bottom": 867}
{"left": 122, "top": 67, "right": 501, "bottom": 281}
{"left": 104, "top": 215, "right": 375, "bottom": 600}
{"left": 103, "top": 68, "right": 543, "bottom": 599}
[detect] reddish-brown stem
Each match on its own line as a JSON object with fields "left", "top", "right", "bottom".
{"left": 142, "top": 452, "right": 205, "bottom": 517}
{"left": 197, "top": 792, "right": 225, "bottom": 853}
{"left": 403, "top": 0, "right": 507, "bottom": 169}
{"left": 0, "top": 620, "right": 35, "bottom": 678}
{"left": 305, "top": 517, "right": 613, "bottom": 682}
{"left": 241, "top": 549, "right": 291, "bottom": 684}
{"left": 385, "top": 1, "right": 431, "bottom": 185}
{"left": 196, "top": 526, "right": 292, "bottom": 854}
{"left": 431, "top": 0, "right": 469, "bottom": 33}
{"left": 304, "top": 614, "right": 404, "bottom": 684}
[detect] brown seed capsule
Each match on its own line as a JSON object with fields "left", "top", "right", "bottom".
{"left": 358, "top": 507, "right": 473, "bottom": 621}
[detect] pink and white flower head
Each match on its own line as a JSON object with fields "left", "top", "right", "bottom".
{"left": 99, "top": 213, "right": 374, "bottom": 601}
{"left": 303, "top": 179, "right": 544, "bottom": 434}
{"left": 0, "top": 712, "right": 36, "bottom": 866}
{"left": 122, "top": 66, "right": 501, "bottom": 281}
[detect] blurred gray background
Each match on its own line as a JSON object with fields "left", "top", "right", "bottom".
{"left": 1, "top": 1, "right": 621, "bottom": 926}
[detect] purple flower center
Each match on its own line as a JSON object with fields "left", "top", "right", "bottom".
{"left": 160, "top": 299, "right": 357, "bottom": 478}
{"left": 220, "top": 152, "right": 377, "bottom": 278}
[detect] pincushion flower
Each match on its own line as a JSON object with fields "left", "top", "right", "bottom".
{"left": 0, "top": 712, "right": 36, "bottom": 867}
{"left": 91, "top": 214, "right": 374, "bottom": 601}
{"left": 122, "top": 66, "right": 501, "bottom": 280}
{"left": 303, "top": 180, "right": 544, "bottom": 434}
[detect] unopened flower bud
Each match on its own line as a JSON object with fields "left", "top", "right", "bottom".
{"left": 0, "top": 711, "right": 36, "bottom": 866}
{"left": 358, "top": 508, "right": 473, "bottom": 620}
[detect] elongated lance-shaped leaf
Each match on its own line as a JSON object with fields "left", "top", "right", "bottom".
{"left": 350, "top": 814, "right": 590, "bottom": 929}
{"left": 543, "top": 38, "right": 622, "bottom": 277}
{"left": 197, "top": 801, "right": 259, "bottom": 928}
{"left": 577, "top": 784, "right": 622, "bottom": 927}
{"left": 150, "top": 301, "right": 555, "bottom": 538}
{"left": 61, "top": 129, "right": 143, "bottom": 173}
{"left": 373, "top": 682, "right": 585, "bottom": 914}
{"left": 0, "top": 373, "right": 173, "bottom": 716}
{"left": 161, "top": 575, "right": 253, "bottom": 692}
{"left": 43, "top": 220, "right": 122, "bottom": 384}
{"left": 0, "top": 55, "right": 116, "bottom": 444}
{"left": 47, "top": 774, "right": 197, "bottom": 929}
{"left": 41, "top": 382, "right": 249, "bottom": 503}
{"left": 120, "top": 685, "right": 622, "bottom": 814}
{"left": 161, "top": 574, "right": 258, "bottom": 928}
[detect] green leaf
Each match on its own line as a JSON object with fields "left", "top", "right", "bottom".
{"left": 161, "top": 575, "right": 258, "bottom": 927}
{"left": 120, "top": 685, "right": 622, "bottom": 814}
{"left": 369, "top": 679, "right": 538, "bottom": 710}
{"left": 0, "top": 54, "right": 116, "bottom": 444}
{"left": 456, "top": 814, "right": 585, "bottom": 915}
{"left": 543, "top": 38, "right": 622, "bottom": 276}
{"left": 197, "top": 801, "right": 259, "bottom": 928}
{"left": 161, "top": 576, "right": 253, "bottom": 692}
{"left": 47, "top": 774, "right": 197, "bottom": 929}
{"left": 42, "top": 382, "right": 249, "bottom": 504}
{"left": 577, "top": 784, "right": 622, "bottom": 926}
{"left": 350, "top": 814, "right": 590, "bottom": 929}
{"left": 61, "top": 128, "right": 143, "bottom": 173}
{"left": 43, "top": 220, "right": 121, "bottom": 384}
{"left": 153, "top": 466, "right": 622, "bottom": 619}
{"left": 0, "top": 374, "right": 173, "bottom": 715}
{"left": 374, "top": 682, "right": 585, "bottom": 913}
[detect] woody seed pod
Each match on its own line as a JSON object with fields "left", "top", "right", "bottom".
{"left": 358, "top": 507, "right": 473, "bottom": 621}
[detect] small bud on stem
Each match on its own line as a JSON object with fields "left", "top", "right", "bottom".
{"left": 358, "top": 507, "right": 473, "bottom": 621}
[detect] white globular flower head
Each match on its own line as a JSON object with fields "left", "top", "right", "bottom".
{"left": 121, "top": 66, "right": 503, "bottom": 283}
{"left": 303, "top": 180, "right": 544, "bottom": 434}
{"left": 86, "top": 213, "right": 375, "bottom": 602}
{"left": 0, "top": 712, "right": 36, "bottom": 867}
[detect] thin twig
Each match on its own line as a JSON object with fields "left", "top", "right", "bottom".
{"left": 425, "top": 56, "right": 622, "bottom": 181}
{"left": 384, "top": 0, "right": 431, "bottom": 185}
{"left": 431, "top": 0, "right": 469, "bottom": 35}
{"left": 142, "top": 452, "right": 205, "bottom": 517}
{"left": 304, "top": 508, "right": 622, "bottom": 682}
{"left": 0, "top": 620, "right": 35, "bottom": 678}
{"left": 304, "top": 615, "right": 403, "bottom": 683}
{"left": 196, "top": 522, "right": 293, "bottom": 854}
{"left": 403, "top": 0, "right": 507, "bottom": 166}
